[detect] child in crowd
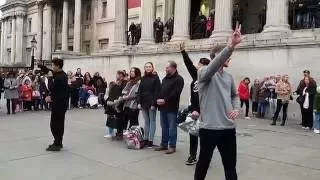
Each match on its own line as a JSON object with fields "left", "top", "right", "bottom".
{"left": 257, "top": 78, "right": 271, "bottom": 118}
{"left": 87, "top": 90, "right": 99, "bottom": 109}
{"left": 314, "top": 86, "right": 320, "bottom": 134}
{"left": 22, "top": 79, "right": 33, "bottom": 111}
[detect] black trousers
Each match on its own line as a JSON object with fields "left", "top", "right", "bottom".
{"left": 190, "top": 134, "right": 198, "bottom": 158}
{"left": 50, "top": 105, "right": 67, "bottom": 146}
{"left": 240, "top": 100, "right": 249, "bottom": 117}
{"left": 252, "top": 102, "right": 258, "bottom": 113}
{"left": 70, "top": 88, "right": 79, "bottom": 108}
{"left": 117, "top": 107, "right": 139, "bottom": 135}
{"left": 194, "top": 129, "right": 237, "bottom": 180}
{"left": 302, "top": 107, "right": 313, "bottom": 128}
{"left": 23, "top": 101, "right": 33, "bottom": 111}
{"left": 273, "top": 100, "right": 288, "bottom": 122}
{"left": 6, "top": 99, "right": 16, "bottom": 114}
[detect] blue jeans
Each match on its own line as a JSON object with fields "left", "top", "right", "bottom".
{"left": 160, "top": 110, "right": 178, "bottom": 148}
{"left": 142, "top": 108, "right": 157, "bottom": 141}
{"left": 314, "top": 112, "right": 320, "bottom": 130}
{"left": 258, "top": 101, "right": 269, "bottom": 117}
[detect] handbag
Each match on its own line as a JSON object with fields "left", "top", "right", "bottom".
{"left": 106, "top": 115, "right": 118, "bottom": 129}
{"left": 32, "top": 91, "right": 40, "bottom": 98}
{"left": 178, "top": 116, "right": 200, "bottom": 136}
{"left": 296, "top": 95, "right": 305, "bottom": 105}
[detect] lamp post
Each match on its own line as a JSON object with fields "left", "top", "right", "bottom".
{"left": 30, "top": 35, "right": 37, "bottom": 70}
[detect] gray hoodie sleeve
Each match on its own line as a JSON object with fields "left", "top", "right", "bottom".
{"left": 198, "top": 47, "right": 234, "bottom": 82}
{"left": 231, "top": 77, "right": 240, "bottom": 110}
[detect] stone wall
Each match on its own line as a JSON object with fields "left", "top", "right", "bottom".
{"left": 63, "top": 45, "right": 320, "bottom": 108}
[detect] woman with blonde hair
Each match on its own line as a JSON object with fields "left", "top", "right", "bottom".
{"left": 271, "top": 75, "right": 292, "bottom": 126}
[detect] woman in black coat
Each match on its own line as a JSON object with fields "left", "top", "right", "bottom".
{"left": 296, "top": 76, "right": 316, "bottom": 129}
{"left": 138, "top": 62, "right": 161, "bottom": 148}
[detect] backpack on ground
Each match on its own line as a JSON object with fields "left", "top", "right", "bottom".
{"left": 124, "top": 126, "right": 145, "bottom": 150}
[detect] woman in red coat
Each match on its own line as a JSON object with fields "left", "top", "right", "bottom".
{"left": 238, "top": 77, "right": 251, "bottom": 119}
{"left": 22, "top": 79, "right": 33, "bottom": 111}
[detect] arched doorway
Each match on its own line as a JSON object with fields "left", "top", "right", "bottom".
{"left": 190, "top": 0, "right": 215, "bottom": 39}
{"left": 233, "top": 0, "right": 266, "bottom": 34}
{"left": 289, "top": 0, "right": 320, "bottom": 30}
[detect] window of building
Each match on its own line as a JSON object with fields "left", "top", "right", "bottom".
{"left": 58, "top": 12, "right": 63, "bottom": 27}
{"left": 28, "top": 18, "right": 32, "bottom": 32}
{"left": 99, "top": 38, "right": 109, "bottom": 49}
{"left": 83, "top": 41, "right": 91, "bottom": 54}
{"left": 9, "top": 21, "right": 12, "bottom": 34}
{"left": 68, "top": 46, "right": 73, "bottom": 51}
{"left": 102, "top": 1, "right": 107, "bottom": 18}
{"left": 7, "top": 49, "right": 11, "bottom": 60}
{"left": 86, "top": 5, "right": 92, "bottom": 21}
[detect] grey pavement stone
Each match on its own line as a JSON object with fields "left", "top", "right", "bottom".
{"left": 0, "top": 97, "right": 320, "bottom": 179}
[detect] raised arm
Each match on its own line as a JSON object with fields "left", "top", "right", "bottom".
{"left": 180, "top": 43, "right": 198, "bottom": 80}
{"left": 198, "top": 24, "right": 243, "bottom": 82}
{"left": 198, "top": 47, "right": 234, "bottom": 82}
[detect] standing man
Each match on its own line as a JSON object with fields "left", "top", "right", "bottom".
{"left": 194, "top": 24, "right": 243, "bottom": 180}
{"left": 154, "top": 17, "right": 164, "bottom": 43}
{"left": 45, "top": 58, "right": 69, "bottom": 151}
{"left": 129, "top": 22, "right": 137, "bottom": 45}
{"left": 155, "top": 61, "right": 184, "bottom": 154}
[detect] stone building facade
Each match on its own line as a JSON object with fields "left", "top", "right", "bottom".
{"left": 1, "top": 0, "right": 320, "bottom": 105}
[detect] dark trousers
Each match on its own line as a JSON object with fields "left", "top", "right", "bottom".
{"left": 6, "top": 99, "right": 16, "bottom": 114}
{"left": 71, "top": 88, "right": 79, "bottom": 108}
{"left": 194, "top": 129, "right": 237, "bottom": 180}
{"left": 252, "top": 101, "right": 258, "bottom": 113}
{"left": 117, "top": 107, "right": 139, "bottom": 135}
{"left": 50, "top": 105, "right": 67, "bottom": 146}
{"left": 123, "top": 107, "right": 139, "bottom": 128}
{"left": 190, "top": 134, "right": 198, "bottom": 158}
{"left": 23, "top": 101, "right": 33, "bottom": 111}
{"left": 33, "top": 99, "right": 40, "bottom": 110}
{"left": 240, "top": 100, "right": 249, "bottom": 117}
{"left": 302, "top": 107, "right": 313, "bottom": 128}
{"left": 273, "top": 100, "right": 288, "bottom": 122}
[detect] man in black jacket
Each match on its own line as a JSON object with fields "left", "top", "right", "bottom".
{"left": 45, "top": 58, "right": 69, "bottom": 151}
{"left": 180, "top": 43, "right": 211, "bottom": 165}
{"left": 155, "top": 61, "right": 184, "bottom": 154}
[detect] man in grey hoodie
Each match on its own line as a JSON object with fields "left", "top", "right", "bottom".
{"left": 194, "top": 24, "right": 243, "bottom": 180}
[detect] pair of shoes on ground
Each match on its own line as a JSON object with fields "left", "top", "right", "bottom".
{"left": 154, "top": 146, "right": 176, "bottom": 154}
{"left": 46, "top": 144, "right": 63, "bottom": 151}
{"left": 143, "top": 140, "right": 154, "bottom": 149}
{"left": 185, "top": 156, "right": 197, "bottom": 166}
{"left": 313, "top": 129, "right": 320, "bottom": 134}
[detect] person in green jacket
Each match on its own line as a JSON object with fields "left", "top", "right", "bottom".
{"left": 313, "top": 86, "right": 320, "bottom": 134}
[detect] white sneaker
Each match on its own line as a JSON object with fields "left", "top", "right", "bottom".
{"left": 245, "top": 117, "right": 251, "bottom": 120}
{"left": 104, "top": 134, "right": 112, "bottom": 138}
{"left": 314, "top": 129, "right": 320, "bottom": 134}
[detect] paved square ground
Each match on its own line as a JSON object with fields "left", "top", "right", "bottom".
{"left": 0, "top": 106, "right": 320, "bottom": 180}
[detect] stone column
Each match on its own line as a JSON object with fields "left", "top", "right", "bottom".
{"left": 211, "top": 0, "right": 233, "bottom": 38}
{"left": 15, "top": 14, "right": 24, "bottom": 64}
{"left": 139, "top": 0, "right": 156, "bottom": 44}
{"left": 0, "top": 20, "right": 4, "bottom": 65}
{"left": 263, "top": 0, "right": 290, "bottom": 33}
{"left": 11, "top": 16, "right": 16, "bottom": 64}
{"left": 44, "top": 2, "right": 52, "bottom": 60}
{"left": 52, "top": 7, "right": 57, "bottom": 53}
{"left": 37, "top": 2, "right": 44, "bottom": 60}
{"left": 2, "top": 19, "right": 7, "bottom": 65}
{"left": 165, "top": 0, "right": 175, "bottom": 21}
{"left": 62, "top": 0, "right": 69, "bottom": 51}
{"left": 74, "top": 0, "right": 82, "bottom": 52}
{"left": 171, "top": 0, "right": 191, "bottom": 41}
{"left": 111, "top": 0, "right": 127, "bottom": 48}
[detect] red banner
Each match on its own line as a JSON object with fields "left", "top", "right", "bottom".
{"left": 128, "top": 0, "right": 141, "bottom": 9}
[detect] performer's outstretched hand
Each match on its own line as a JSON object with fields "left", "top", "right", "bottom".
{"left": 229, "top": 24, "right": 243, "bottom": 48}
